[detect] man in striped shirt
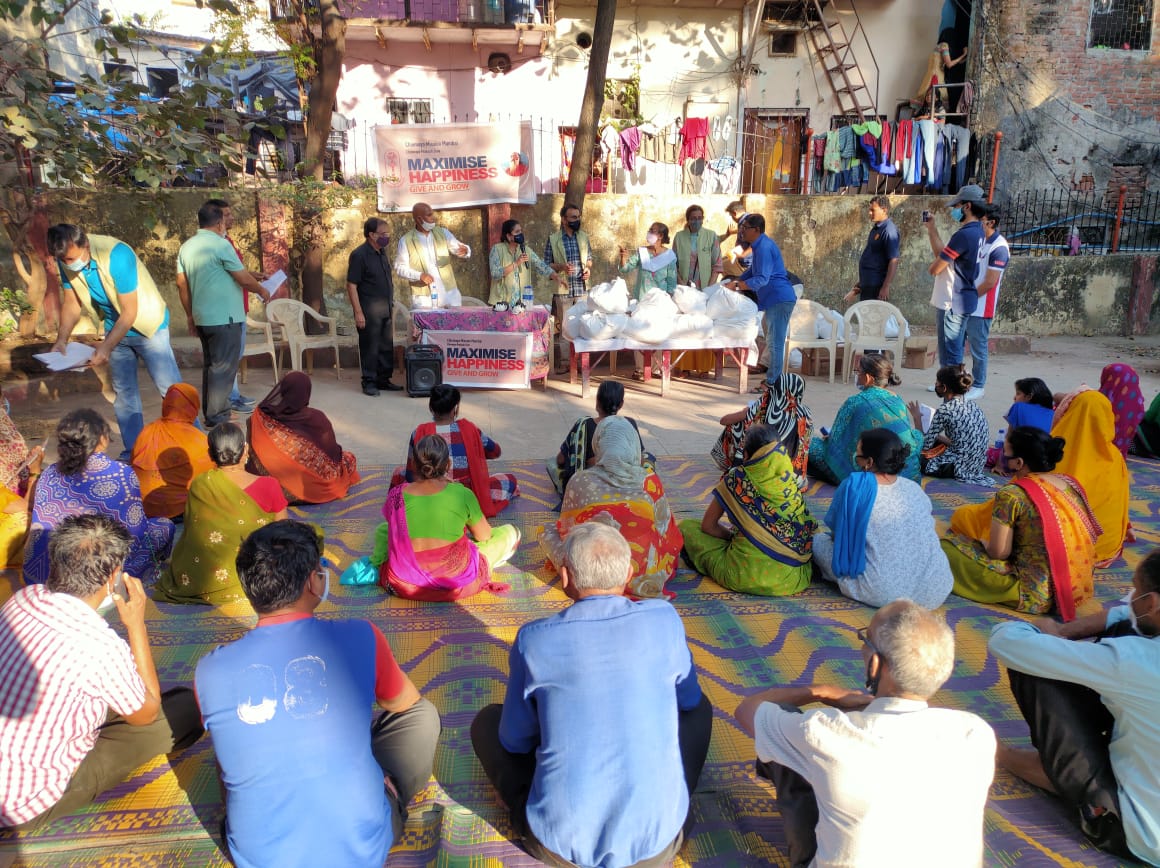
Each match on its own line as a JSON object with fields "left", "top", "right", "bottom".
{"left": 0, "top": 515, "right": 203, "bottom": 829}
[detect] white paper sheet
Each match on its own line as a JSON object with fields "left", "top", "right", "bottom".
{"left": 33, "top": 342, "right": 94, "bottom": 371}
{"left": 260, "top": 269, "right": 287, "bottom": 296}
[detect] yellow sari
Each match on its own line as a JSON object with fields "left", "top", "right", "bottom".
{"left": 952, "top": 390, "right": 1128, "bottom": 567}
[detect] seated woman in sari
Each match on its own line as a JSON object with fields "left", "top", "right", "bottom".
{"left": 1099, "top": 363, "right": 1146, "bottom": 457}
{"left": 154, "top": 423, "right": 288, "bottom": 605}
{"left": 0, "top": 385, "right": 41, "bottom": 568}
{"left": 808, "top": 354, "right": 922, "bottom": 485}
{"left": 943, "top": 427, "right": 1100, "bottom": 620}
{"left": 813, "top": 429, "right": 952, "bottom": 609}
{"left": 679, "top": 424, "right": 818, "bottom": 596}
{"left": 907, "top": 365, "right": 995, "bottom": 487}
{"left": 540, "top": 415, "right": 682, "bottom": 600}
{"left": 549, "top": 380, "right": 653, "bottom": 495}
{"left": 712, "top": 372, "right": 812, "bottom": 488}
{"left": 23, "top": 409, "right": 174, "bottom": 585}
{"left": 392, "top": 384, "right": 517, "bottom": 516}
{"left": 131, "top": 383, "right": 214, "bottom": 519}
{"left": 376, "top": 434, "right": 519, "bottom": 602}
{"left": 249, "top": 371, "right": 360, "bottom": 504}
{"left": 1004, "top": 377, "right": 1055, "bottom": 433}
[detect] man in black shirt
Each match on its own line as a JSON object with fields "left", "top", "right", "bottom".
{"left": 845, "top": 196, "right": 901, "bottom": 303}
{"left": 346, "top": 218, "right": 401, "bottom": 395}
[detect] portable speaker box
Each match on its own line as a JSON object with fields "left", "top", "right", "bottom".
{"left": 406, "top": 345, "right": 444, "bottom": 397}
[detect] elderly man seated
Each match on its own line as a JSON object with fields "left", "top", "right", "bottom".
{"left": 735, "top": 599, "right": 996, "bottom": 867}
{"left": 0, "top": 514, "right": 203, "bottom": 830}
{"left": 471, "top": 522, "right": 712, "bottom": 868}
{"left": 989, "top": 549, "right": 1160, "bottom": 866}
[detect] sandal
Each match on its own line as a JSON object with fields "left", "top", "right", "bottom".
{"left": 632, "top": 370, "right": 644, "bottom": 381}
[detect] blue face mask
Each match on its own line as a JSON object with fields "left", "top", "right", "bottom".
{"left": 856, "top": 381, "right": 868, "bottom": 391}
{"left": 950, "top": 207, "right": 964, "bottom": 222}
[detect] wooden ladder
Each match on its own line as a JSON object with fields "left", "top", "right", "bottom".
{"left": 803, "top": 0, "right": 878, "bottom": 123}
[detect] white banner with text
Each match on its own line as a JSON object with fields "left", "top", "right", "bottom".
{"left": 421, "top": 330, "right": 532, "bottom": 390}
{"left": 375, "top": 121, "right": 536, "bottom": 211}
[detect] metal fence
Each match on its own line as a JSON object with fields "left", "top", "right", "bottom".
{"left": 1002, "top": 187, "right": 1160, "bottom": 256}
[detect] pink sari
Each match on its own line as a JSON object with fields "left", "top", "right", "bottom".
{"left": 377, "top": 485, "right": 509, "bottom": 602}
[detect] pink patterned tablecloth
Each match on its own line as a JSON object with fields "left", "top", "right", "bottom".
{"left": 412, "top": 307, "right": 551, "bottom": 380}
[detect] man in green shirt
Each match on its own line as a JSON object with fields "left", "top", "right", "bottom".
{"left": 176, "top": 202, "right": 264, "bottom": 427}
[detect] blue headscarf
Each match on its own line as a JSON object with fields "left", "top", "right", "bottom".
{"left": 824, "top": 471, "right": 878, "bottom": 578}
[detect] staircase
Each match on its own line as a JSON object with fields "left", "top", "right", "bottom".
{"left": 801, "top": 0, "right": 879, "bottom": 123}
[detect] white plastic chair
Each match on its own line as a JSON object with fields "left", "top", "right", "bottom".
{"left": 392, "top": 300, "right": 413, "bottom": 370}
{"left": 841, "top": 300, "right": 908, "bottom": 383}
{"left": 239, "top": 315, "right": 282, "bottom": 384}
{"left": 265, "top": 299, "right": 343, "bottom": 379}
{"left": 784, "top": 299, "right": 843, "bottom": 384}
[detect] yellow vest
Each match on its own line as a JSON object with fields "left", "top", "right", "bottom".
{"left": 402, "top": 229, "right": 458, "bottom": 297}
{"left": 548, "top": 229, "right": 591, "bottom": 272}
{"left": 65, "top": 235, "right": 168, "bottom": 338}
{"left": 672, "top": 229, "right": 721, "bottom": 288}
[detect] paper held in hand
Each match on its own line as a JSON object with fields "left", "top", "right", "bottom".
{"left": 919, "top": 403, "right": 936, "bottom": 434}
{"left": 260, "top": 270, "right": 288, "bottom": 297}
{"left": 33, "top": 342, "right": 94, "bottom": 371}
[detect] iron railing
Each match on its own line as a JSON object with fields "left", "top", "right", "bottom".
{"left": 1002, "top": 187, "right": 1160, "bottom": 256}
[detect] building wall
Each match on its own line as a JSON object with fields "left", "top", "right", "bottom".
{"left": 973, "top": 0, "right": 1160, "bottom": 196}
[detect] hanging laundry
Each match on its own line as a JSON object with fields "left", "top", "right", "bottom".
{"left": 702, "top": 156, "right": 740, "bottom": 194}
{"left": 619, "top": 126, "right": 641, "bottom": 172}
{"left": 679, "top": 117, "right": 710, "bottom": 162}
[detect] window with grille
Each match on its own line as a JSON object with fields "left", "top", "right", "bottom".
{"left": 147, "top": 67, "right": 180, "bottom": 99}
{"left": 388, "top": 98, "right": 433, "bottom": 124}
{"left": 768, "top": 30, "right": 798, "bottom": 56}
{"left": 1088, "top": 0, "right": 1153, "bottom": 50}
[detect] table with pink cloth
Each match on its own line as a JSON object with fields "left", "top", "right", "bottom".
{"left": 411, "top": 306, "right": 553, "bottom": 384}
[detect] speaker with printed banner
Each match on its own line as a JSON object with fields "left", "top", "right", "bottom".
{"left": 405, "top": 345, "right": 444, "bottom": 397}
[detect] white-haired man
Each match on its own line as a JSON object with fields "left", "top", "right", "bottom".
{"left": 735, "top": 599, "right": 996, "bottom": 867}
{"left": 472, "top": 522, "right": 712, "bottom": 867}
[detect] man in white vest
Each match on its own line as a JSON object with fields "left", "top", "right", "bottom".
{"left": 393, "top": 202, "right": 471, "bottom": 308}
{"left": 46, "top": 224, "right": 182, "bottom": 459}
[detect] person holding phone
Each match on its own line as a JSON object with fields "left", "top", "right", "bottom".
{"left": 0, "top": 514, "right": 203, "bottom": 830}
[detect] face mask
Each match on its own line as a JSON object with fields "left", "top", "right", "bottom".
{"left": 567, "top": 219, "right": 581, "bottom": 231}
{"left": 646, "top": 232, "right": 659, "bottom": 245}
{"left": 64, "top": 257, "right": 89, "bottom": 272}
{"left": 318, "top": 565, "right": 331, "bottom": 603}
{"left": 1121, "top": 590, "right": 1154, "bottom": 634}
{"left": 688, "top": 219, "right": 703, "bottom": 232}
{"left": 513, "top": 232, "right": 525, "bottom": 246}
{"left": 421, "top": 220, "right": 437, "bottom": 232}
{"left": 374, "top": 233, "right": 390, "bottom": 245}
{"left": 950, "top": 207, "right": 964, "bottom": 222}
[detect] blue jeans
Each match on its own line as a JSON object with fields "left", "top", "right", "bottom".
{"left": 966, "top": 316, "right": 992, "bottom": 387}
{"left": 764, "top": 300, "right": 797, "bottom": 385}
{"left": 228, "top": 328, "right": 248, "bottom": 404}
{"left": 942, "top": 310, "right": 968, "bottom": 367}
{"left": 109, "top": 327, "right": 182, "bottom": 455}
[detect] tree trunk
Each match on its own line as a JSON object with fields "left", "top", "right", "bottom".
{"left": 298, "top": 0, "right": 347, "bottom": 329}
{"left": 564, "top": 0, "right": 616, "bottom": 206}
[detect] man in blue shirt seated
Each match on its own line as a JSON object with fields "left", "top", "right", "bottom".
{"left": 725, "top": 213, "right": 797, "bottom": 392}
{"left": 471, "top": 522, "right": 712, "bottom": 868}
{"left": 989, "top": 549, "right": 1160, "bottom": 866}
{"left": 195, "top": 520, "right": 441, "bottom": 868}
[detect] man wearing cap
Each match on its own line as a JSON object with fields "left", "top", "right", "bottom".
{"left": 925, "top": 184, "right": 987, "bottom": 380}
{"left": 962, "top": 207, "right": 1009, "bottom": 401}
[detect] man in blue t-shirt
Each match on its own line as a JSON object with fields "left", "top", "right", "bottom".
{"left": 845, "top": 195, "right": 901, "bottom": 302}
{"left": 195, "top": 521, "right": 440, "bottom": 868}
{"left": 726, "top": 213, "right": 798, "bottom": 391}
{"left": 472, "top": 523, "right": 712, "bottom": 868}
{"left": 46, "top": 224, "right": 183, "bottom": 459}
{"left": 928, "top": 184, "right": 987, "bottom": 372}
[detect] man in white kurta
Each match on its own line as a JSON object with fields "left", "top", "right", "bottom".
{"left": 393, "top": 201, "right": 471, "bottom": 308}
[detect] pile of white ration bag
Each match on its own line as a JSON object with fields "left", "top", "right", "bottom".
{"left": 560, "top": 279, "right": 760, "bottom": 357}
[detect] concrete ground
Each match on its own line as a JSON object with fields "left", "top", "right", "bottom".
{"left": 6, "top": 332, "right": 1160, "bottom": 466}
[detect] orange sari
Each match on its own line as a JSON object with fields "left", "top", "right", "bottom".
{"left": 131, "top": 383, "right": 213, "bottom": 519}
{"left": 250, "top": 410, "right": 360, "bottom": 504}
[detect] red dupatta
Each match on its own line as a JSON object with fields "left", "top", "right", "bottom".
{"left": 1012, "top": 475, "right": 1098, "bottom": 622}
{"left": 408, "top": 419, "right": 502, "bottom": 517}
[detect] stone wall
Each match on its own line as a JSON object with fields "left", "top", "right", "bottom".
{"left": 0, "top": 191, "right": 1152, "bottom": 339}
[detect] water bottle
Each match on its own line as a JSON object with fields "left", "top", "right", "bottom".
{"left": 430, "top": 286, "right": 440, "bottom": 308}
{"left": 522, "top": 281, "right": 533, "bottom": 308}
{"left": 994, "top": 427, "right": 1006, "bottom": 449}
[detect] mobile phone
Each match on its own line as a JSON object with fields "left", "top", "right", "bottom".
{"left": 113, "top": 572, "right": 128, "bottom": 600}
{"left": 921, "top": 210, "right": 932, "bottom": 223}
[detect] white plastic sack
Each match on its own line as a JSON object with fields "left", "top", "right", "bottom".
{"left": 578, "top": 311, "right": 626, "bottom": 341}
{"left": 562, "top": 299, "right": 590, "bottom": 340}
{"left": 710, "top": 319, "right": 760, "bottom": 345}
{"left": 672, "top": 285, "right": 708, "bottom": 315}
{"left": 884, "top": 315, "right": 911, "bottom": 339}
{"left": 588, "top": 278, "right": 630, "bottom": 314}
{"left": 816, "top": 313, "right": 832, "bottom": 341}
{"left": 705, "top": 285, "right": 758, "bottom": 322}
{"left": 621, "top": 288, "right": 679, "bottom": 343}
{"left": 669, "top": 313, "right": 714, "bottom": 338}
